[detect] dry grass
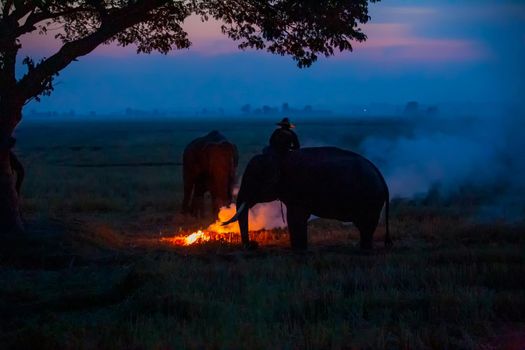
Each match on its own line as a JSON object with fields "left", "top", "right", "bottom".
{"left": 2, "top": 118, "right": 523, "bottom": 349}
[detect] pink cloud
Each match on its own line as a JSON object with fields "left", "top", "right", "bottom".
{"left": 377, "top": 6, "right": 438, "bottom": 17}
{"left": 345, "top": 23, "right": 487, "bottom": 63}
{"left": 19, "top": 14, "right": 487, "bottom": 64}
{"left": 19, "top": 32, "right": 60, "bottom": 57}
{"left": 19, "top": 15, "right": 234, "bottom": 58}
{"left": 179, "top": 16, "right": 488, "bottom": 62}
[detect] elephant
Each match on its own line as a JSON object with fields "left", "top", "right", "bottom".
{"left": 223, "top": 147, "right": 391, "bottom": 250}
{"left": 182, "top": 130, "right": 239, "bottom": 217}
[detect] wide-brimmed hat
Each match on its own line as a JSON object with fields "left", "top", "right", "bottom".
{"left": 276, "top": 117, "right": 295, "bottom": 128}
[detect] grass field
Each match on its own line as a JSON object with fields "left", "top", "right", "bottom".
{"left": 1, "top": 117, "right": 524, "bottom": 349}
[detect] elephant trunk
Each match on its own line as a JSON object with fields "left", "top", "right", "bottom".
{"left": 221, "top": 200, "right": 250, "bottom": 248}
{"left": 237, "top": 203, "right": 249, "bottom": 247}
{"left": 221, "top": 202, "right": 246, "bottom": 225}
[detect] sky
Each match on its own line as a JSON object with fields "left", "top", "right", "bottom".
{"left": 19, "top": 0, "right": 525, "bottom": 115}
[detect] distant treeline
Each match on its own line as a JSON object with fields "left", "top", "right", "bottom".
{"left": 239, "top": 103, "right": 332, "bottom": 117}
{"left": 25, "top": 101, "right": 445, "bottom": 120}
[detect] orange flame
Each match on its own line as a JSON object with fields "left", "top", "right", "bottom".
{"left": 162, "top": 202, "right": 287, "bottom": 246}
{"left": 183, "top": 230, "right": 210, "bottom": 245}
{"left": 161, "top": 230, "right": 216, "bottom": 246}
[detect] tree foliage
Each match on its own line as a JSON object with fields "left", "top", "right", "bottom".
{"left": 0, "top": 0, "right": 378, "bottom": 111}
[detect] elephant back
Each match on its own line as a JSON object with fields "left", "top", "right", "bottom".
{"left": 282, "top": 147, "right": 388, "bottom": 201}
{"left": 185, "top": 130, "right": 229, "bottom": 151}
{"left": 183, "top": 130, "right": 238, "bottom": 169}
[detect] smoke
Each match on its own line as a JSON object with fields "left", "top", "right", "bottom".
{"left": 208, "top": 109, "right": 525, "bottom": 231}
{"left": 208, "top": 201, "right": 287, "bottom": 233}
{"left": 359, "top": 111, "right": 525, "bottom": 221}
{"left": 361, "top": 131, "right": 504, "bottom": 198}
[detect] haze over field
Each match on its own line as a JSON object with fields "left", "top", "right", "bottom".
{"left": 12, "top": 0, "right": 525, "bottom": 223}
{"left": 241, "top": 110, "right": 525, "bottom": 226}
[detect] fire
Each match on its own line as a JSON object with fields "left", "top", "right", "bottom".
{"left": 183, "top": 230, "right": 210, "bottom": 245}
{"left": 161, "top": 202, "right": 287, "bottom": 246}
{"left": 160, "top": 228, "right": 234, "bottom": 246}
{"left": 207, "top": 204, "right": 241, "bottom": 234}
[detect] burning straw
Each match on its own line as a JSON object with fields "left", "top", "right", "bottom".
{"left": 161, "top": 202, "right": 288, "bottom": 246}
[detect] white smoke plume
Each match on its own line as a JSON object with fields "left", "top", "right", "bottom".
{"left": 359, "top": 111, "right": 525, "bottom": 221}
{"left": 361, "top": 131, "right": 504, "bottom": 198}
{"left": 208, "top": 201, "right": 287, "bottom": 233}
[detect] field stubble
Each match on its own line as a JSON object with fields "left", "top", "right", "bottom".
{"left": 1, "top": 119, "right": 523, "bottom": 349}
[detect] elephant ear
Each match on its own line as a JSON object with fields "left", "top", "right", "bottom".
{"left": 267, "top": 155, "right": 281, "bottom": 185}
{"left": 203, "top": 141, "right": 233, "bottom": 153}
{"left": 222, "top": 142, "right": 239, "bottom": 176}
{"left": 203, "top": 142, "right": 237, "bottom": 168}
{"left": 252, "top": 153, "right": 280, "bottom": 186}
{"left": 202, "top": 141, "right": 222, "bottom": 153}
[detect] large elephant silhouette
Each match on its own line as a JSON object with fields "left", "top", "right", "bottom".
{"left": 223, "top": 147, "right": 391, "bottom": 250}
{"left": 182, "top": 131, "right": 239, "bottom": 217}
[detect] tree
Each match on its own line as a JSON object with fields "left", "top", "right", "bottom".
{"left": 404, "top": 101, "right": 420, "bottom": 115}
{"left": 240, "top": 104, "right": 251, "bottom": 114}
{"left": 0, "top": 0, "right": 379, "bottom": 234}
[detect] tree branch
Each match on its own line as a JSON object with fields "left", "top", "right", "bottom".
{"left": 15, "top": 6, "right": 90, "bottom": 37}
{"left": 8, "top": 1, "right": 34, "bottom": 21}
{"left": 0, "top": 2, "right": 34, "bottom": 51}
{"left": 17, "top": 0, "right": 166, "bottom": 100}
{"left": 1, "top": 0, "right": 14, "bottom": 18}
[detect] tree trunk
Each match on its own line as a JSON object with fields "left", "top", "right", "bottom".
{"left": 0, "top": 101, "right": 24, "bottom": 235}
{"left": 0, "top": 148, "right": 23, "bottom": 235}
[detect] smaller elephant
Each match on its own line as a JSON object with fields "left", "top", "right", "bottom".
{"left": 182, "top": 131, "right": 239, "bottom": 217}
{"left": 223, "top": 147, "right": 391, "bottom": 250}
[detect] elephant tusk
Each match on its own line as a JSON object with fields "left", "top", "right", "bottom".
{"left": 221, "top": 203, "right": 246, "bottom": 226}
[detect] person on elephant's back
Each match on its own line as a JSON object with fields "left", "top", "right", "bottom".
{"left": 268, "top": 117, "right": 300, "bottom": 156}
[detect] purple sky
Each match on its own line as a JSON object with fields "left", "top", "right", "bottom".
{"left": 19, "top": 0, "right": 525, "bottom": 114}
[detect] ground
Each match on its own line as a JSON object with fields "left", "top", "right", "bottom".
{"left": 0, "top": 117, "right": 523, "bottom": 349}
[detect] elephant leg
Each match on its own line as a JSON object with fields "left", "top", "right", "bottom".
{"left": 355, "top": 212, "right": 380, "bottom": 250}
{"left": 209, "top": 186, "right": 222, "bottom": 218}
{"left": 286, "top": 206, "right": 310, "bottom": 250}
{"left": 210, "top": 195, "right": 221, "bottom": 218}
{"left": 192, "top": 181, "right": 206, "bottom": 218}
{"left": 182, "top": 180, "right": 193, "bottom": 214}
{"left": 182, "top": 164, "right": 194, "bottom": 214}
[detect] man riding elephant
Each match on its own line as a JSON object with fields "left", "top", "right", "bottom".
{"left": 223, "top": 147, "right": 392, "bottom": 250}
{"left": 268, "top": 117, "right": 300, "bottom": 156}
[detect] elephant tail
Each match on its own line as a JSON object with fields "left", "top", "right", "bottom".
{"left": 371, "top": 161, "right": 392, "bottom": 248}
{"left": 374, "top": 163, "right": 392, "bottom": 248}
